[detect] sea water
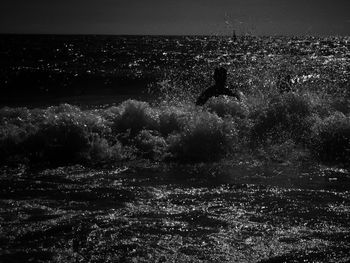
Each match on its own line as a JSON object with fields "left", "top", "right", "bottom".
{"left": 0, "top": 35, "right": 350, "bottom": 262}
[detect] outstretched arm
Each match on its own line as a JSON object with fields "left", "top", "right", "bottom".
{"left": 222, "top": 88, "right": 241, "bottom": 101}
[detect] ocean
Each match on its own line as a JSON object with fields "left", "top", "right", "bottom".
{"left": 0, "top": 34, "right": 350, "bottom": 262}
{"left": 1, "top": 35, "right": 349, "bottom": 106}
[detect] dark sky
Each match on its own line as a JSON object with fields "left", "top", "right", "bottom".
{"left": 1, "top": 0, "right": 349, "bottom": 35}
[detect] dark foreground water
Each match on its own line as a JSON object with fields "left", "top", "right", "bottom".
{"left": 1, "top": 164, "right": 349, "bottom": 262}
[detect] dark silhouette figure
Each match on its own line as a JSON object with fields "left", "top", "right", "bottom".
{"left": 196, "top": 67, "right": 240, "bottom": 106}
{"left": 232, "top": 30, "right": 237, "bottom": 42}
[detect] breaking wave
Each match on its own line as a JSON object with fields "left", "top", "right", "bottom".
{"left": 1, "top": 91, "right": 349, "bottom": 168}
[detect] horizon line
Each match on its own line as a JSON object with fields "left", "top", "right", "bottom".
{"left": 1, "top": 32, "right": 349, "bottom": 38}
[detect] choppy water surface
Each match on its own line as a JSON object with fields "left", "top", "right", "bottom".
{"left": 1, "top": 35, "right": 349, "bottom": 107}
{"left": 1, "top": 164, "right": 349, "bottom": 262}
{"left": 1, "top": 34, "right": 350, "bottom": 262}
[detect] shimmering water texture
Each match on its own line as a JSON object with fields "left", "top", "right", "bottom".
{"left": 0, "top": 165, "right": 349, "bottom": 262}
{"left": 1, "top": 35, "right": 350, "bottom": 168}
{"left": 1, "top": 35, "right": 349, "bottom": 106}
{"left": 1, "top": 35, "right": 350, "bottom": 262}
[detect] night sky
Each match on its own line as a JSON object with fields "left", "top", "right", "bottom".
{"left": 1, "top": 0, "right": 349, "bottom": 36}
